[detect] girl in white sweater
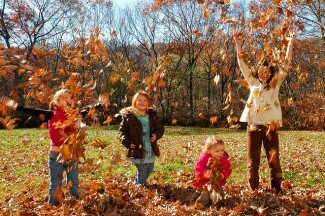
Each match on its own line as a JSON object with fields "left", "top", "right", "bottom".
{"left": 233, "top": 30, "right": 295, "bottom": 192}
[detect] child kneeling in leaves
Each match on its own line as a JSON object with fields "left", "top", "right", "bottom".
{"left": 193, "top": 136, "right": 234, "bottom": 207}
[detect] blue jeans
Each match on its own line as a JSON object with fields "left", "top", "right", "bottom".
{"left": 48, "top": 152, "right": 79, "bottom": 206}
{"left": 134, "top": 163, "right": 154, "bottom": 187}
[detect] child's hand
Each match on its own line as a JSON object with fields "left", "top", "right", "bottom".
{"left": 229, "top": 157, "right": 237, "bottom": 169}
{"left": 233, "top": 30, "right": 244, "bottom": 46}
{"left": 150, "top": 134, "right": 157, "bottom": 142}
{"left": 1, "top": 96, "right": 18, "bottom": 110}
{"left": 204, "top": 170, "right": 211, "bottom": 179}
{"left": 207, "top": 157, "right": 217, "bottom": 168}
{"left": 286, "top": 29, "right": 297, "bottom": 43}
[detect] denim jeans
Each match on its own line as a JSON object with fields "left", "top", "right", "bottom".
{"left": 134, "top": 163, "right": 154, "bottom": 187}
{"left": 247, "top": 125, "right": 282, "bottom": 192}
{"left": 48, "top": 152, "right": 79, "bottom": 206}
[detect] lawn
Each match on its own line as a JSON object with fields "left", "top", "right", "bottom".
{"left": 0, "top": 126, "right": 324, "bottom": 215}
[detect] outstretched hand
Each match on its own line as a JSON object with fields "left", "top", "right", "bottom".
{"left": 98, "top": 94, "right": 109, "bottom": 107}
{"left": 286, "top": 29, "right": 297, "bottom": 43}
{"left": 233, "top": 30, "right": 244, "bottom": 46}
{"left": 1, "top": 96, "right": 18, "bottom": 110}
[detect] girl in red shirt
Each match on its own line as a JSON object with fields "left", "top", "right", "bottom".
{"left": 3, "top": 89, "right": 83, "bottom": 206}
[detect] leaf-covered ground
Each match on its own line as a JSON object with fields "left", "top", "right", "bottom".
{"left": 0, "top": 127, "right": 324, "bottom": 215}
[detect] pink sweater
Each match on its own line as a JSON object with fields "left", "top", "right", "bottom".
{"left": 193, "top": 151, "right": 232, "bottom": 190}
{"left": 49, "top": 108, "right": 74, "bottom": 146}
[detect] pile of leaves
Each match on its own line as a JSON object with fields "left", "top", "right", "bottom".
{"left": 1, "top": 176, "right": 324, "bottom": 215}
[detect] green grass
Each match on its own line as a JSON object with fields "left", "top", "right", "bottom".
{"left": 0, "top": 126, "right": 324, "bottom": 201}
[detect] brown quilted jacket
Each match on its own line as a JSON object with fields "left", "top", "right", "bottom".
{"left": 118, "top": 107, "right": 164, "bottom": 159}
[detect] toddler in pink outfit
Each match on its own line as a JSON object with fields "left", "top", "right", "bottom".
{"left": 193, "top": 136, "right": 233, "bottom": 207}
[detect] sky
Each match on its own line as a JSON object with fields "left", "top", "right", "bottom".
{"left": 111, "top": 0, "right": 139, "bottom": 8}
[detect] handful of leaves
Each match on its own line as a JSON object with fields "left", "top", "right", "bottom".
{"left": 206, "top": 157, "right": 224, "bottom": 205}
{"left": 56, "top": 108, "right": 87, "bottom": 166}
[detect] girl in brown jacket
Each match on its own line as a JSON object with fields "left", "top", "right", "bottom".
{"left": 118, "top": 91, "right": 164, "bottom": 187}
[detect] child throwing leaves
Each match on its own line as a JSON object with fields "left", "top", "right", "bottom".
{"left": 118, "top": 91, "right": 164, "bottom": 187}
{"left": 193, "top": 136, "right": 233, "bottom": 207}
{"left": 3, "top": 89, "right": 84, "bottom": 206}
{"left": 233, "top": 30, "right": 296, "bottom": 192}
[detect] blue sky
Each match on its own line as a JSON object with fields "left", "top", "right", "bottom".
{"left": 111, "top": 0, "right": 138, "bottom": 7}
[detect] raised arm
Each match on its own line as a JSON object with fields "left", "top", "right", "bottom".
{"left": 284, "top": 31, "right": 296, "bottom": 67}
{"left": 2, "top": 96, "right": 53, "bottom": 120}
{"left": 279, "top": 30, "right": 296, "bottom": 79}
{"left": 233, "top": 30, "right": 244, "bottom": 57}
{"left": 233, "top": 30, "right": 254, "bottom": 83}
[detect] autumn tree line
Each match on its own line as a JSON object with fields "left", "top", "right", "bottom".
{"left": 0, "top": 0, "right": 324, "bottom": 130}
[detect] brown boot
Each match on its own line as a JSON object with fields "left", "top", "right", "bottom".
{"left": 196, "top": 190, "right": 211, "bottom": 208}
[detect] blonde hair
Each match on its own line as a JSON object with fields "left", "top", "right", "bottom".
{"left": 203, "top": 136, "right": 225, "bottom": 151}
{"left": 131, "top": 90, "right": 153, "bottom": 111}
{"left": 49, "top": 89, "right": 70, "bottom": 110}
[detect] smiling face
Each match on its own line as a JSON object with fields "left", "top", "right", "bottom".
{"left": 258, "top": 65, "right": 272, "bottom": 83}
{"left": 134, "top": 94, "right": 149, "bottom": 114}
{"left": 208, "top": 144, "right": 225, "bottom": 160}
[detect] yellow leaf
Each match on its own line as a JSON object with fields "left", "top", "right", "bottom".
{"left": 110, "top": 72, "right": 119, "bottom": 83}
{"left": 0, "top": 58, "right": 8, "bottom": 65}
{"left": 203, "top": 8, "right": 210, "bottom": 18}
{"left": 272, "top": 0, "right": 281, "bottom": 5}
{"left": 253, "top": 89, "right": 261, "bottom": 97}
{"left": 269, "top": 148, "right": 278, "bottom": 165}
{"left": 212, "top": 66, "right": 218, "bottom": 74}
{"left": 0, "top": 116, "right": 17, "bottom": 130}
{"left": 103, "top": 116, "right": 112, "bottom": 125}
{"left": 210, "top": 116, "right": 218, "bottom": 124}
{"left": 233, "top": 79, "right": 248, "bottom": 88}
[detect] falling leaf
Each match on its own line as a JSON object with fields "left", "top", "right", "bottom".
{"left": 210, "top": 116, "right": 218, "bottom": 124}
{"left": 103, "top": 115, "right": 112, "bottom": 125}
{"left": 212, "top": 66, "right": 218, "bottom": 74}
{"left": 203, "top": 8, "right": 210, "bottom": 17}
{"left": 214, "top": 74, "right": 220, "bottom": 85}
{"left": 253, "top": 89, "right": 262, "bottom": 97}
{"left": 222, "top": 104, "right": 230, "bottom": 111}
{"left": 111, "top": 30, "right": 117, "bottom": 37}
{"left": 229, "top": 124, "right": 241, "bottom": 129}
{"left": 0, "top": 116, "right": 17, "bottom": 130}
{"left": 269, "top": 148, "right": 278, "bottom": 164}
{"left": 233, "top": 79, "right": 248, "bottom": 88}
{"left": 221, "top": 68, "right": 231, "bottom": 76}
{"left": 272, "top": 0, "right": 281, "bottom": 5}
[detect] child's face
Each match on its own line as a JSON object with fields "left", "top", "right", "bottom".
{"left": 135, "top": 95, "right": 149, "bottom": 113}
{"left": 57, "top": 93, "right": 73, "bottom": 108}
{"left": 258, "top": 65, "right": 272, "bottom": 83}
{"left": 208, "top": 144, "right": 225, "bottom": 160}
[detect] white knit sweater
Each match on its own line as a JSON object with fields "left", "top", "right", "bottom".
{"left": 238, "top": 58, "right": 287, "bottom": 126}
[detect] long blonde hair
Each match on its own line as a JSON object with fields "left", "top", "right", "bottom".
{"left": 131, "top": 91, "right": 153, "bottom": 111}
{"left": 49, "top": 89, "right": 70, "bottom": 110}
{"left": 203, "top": 136, "right": 225, "bottom": 152}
